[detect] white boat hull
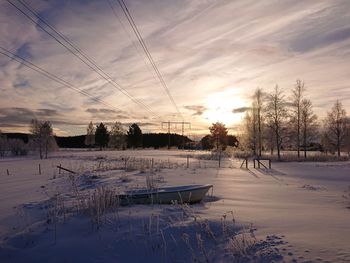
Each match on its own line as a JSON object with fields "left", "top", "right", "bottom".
{"left": 119, "top": 184, "right": 213, "bottom": 205}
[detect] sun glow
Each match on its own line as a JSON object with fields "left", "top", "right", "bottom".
{"left": 203, "top": 93, "right": 246, "bottom": 126}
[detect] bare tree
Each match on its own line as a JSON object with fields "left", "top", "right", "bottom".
{"left": 324, "top": 100, "right": 348, "bottom": 156}
{"left": 266, "top": 85, "right": 289, "bottom": 161}
{"left": 300, "top": 99, "right": 318, "bottom": 158}
{"left": 30, "top": 119, "right": 43, "bottom": 159}
{"left": 241, "top": 109, "right": 255, "bottom": 154}
{"left": 253, "top": 88, "right": 264, "bottom": 157}
{"left": 41, "top": 121, "right": 55, "bottom": 158}
{"left": 291, "top": 80, "right": 305, "bottom": 158}
{"left": 265, "top": 126, "right": 276, "bottom": 155}
{"left": 108, "top": 122, "right": 126, "bottom": 150}
{"left": 84, "top": 121, "right": 95, "bottom": 148}
{"left": 30, "top": 119, "right": 55, "bottom": 159}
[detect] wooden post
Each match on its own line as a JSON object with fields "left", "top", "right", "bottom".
{"left": 124, "top": 158, "right": 127, "bottom": 171}
{"left": 269, "top": 159, "right": 271, "bottom": 169}
{"left": 39, "top": 164, "right": 41, "bottom": 175}
{"left": 187, "top": 155, "right": 189, "bottom": 168}
{"left": 218, "top": 151, "right": 221, "bottom": 168}
{"left": 246, "top": 158, "right": 248, "bottom": 169}
{"left": 258, "top": 159, "right": 260, "bottom": 169}
{"left": 56, "top": 165, "right": 76, "bottom": 174}
{"left": 253, "top": 159, "right": 256, "bottom": 168}
{"left": 6, "top": 169, "right": 10, "bottom": 176}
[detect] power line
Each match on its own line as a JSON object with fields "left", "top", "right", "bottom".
{"left": 0, "top": 46, "right": 133, "bottom": 116}
{"left": 161, "top": 121, "right": 191, "bottom": 149}
{"left": 116, "top": 0, "right": 183, "bottom": 119}
{"left": 107, "top": 0, "right": 158, "bottom": 82}
{"left": 8, "top": 0, "right": 162, "bottom": 120}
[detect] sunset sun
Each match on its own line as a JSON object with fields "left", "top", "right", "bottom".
{"left": 204, "top": 93, "right": 246, "bottom": 126}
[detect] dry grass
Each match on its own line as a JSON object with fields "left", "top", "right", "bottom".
{"left": 343, "top": 186, "right": 350, "bottom": 209}
{"left": 85, "top": 186, "right": 119, "bottom": 228}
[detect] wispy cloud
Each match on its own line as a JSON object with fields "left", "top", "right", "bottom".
{"left": 232, "top": 107, "right": 250, "bottom": 114}
{"left": 0, "top": 0, "right": 350, "bottom": 134}
{"left": 183, "top": 105, "right": 207, "bottom": 116}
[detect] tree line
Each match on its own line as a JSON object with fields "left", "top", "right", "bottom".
{"left": 84, "top": 121, "right": 195, "bottom": 150}
{"left": 0, "top": 119, "right": 57, "bottom": 159}
{"left": 84, "top": 122, "right": 143, "bottom": 150}
{"left": 240, "top": 80, "right": 350, "bottom": 160}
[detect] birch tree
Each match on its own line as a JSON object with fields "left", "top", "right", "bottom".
{"left": 254, "top": 88, "right": 264, "bottom": 156}
{"left": 30, "top": 119, "right": 55, "bottom": 159}
{"left": 266, "top": 85, "right": 289, "bottom": 160}
{"left": 291, "top": 80, "right": 305, "bottom": 158}
{"left": 108, "top": 122, "right": 126, "bottom": 149}
{"left": 85, "top": 121, "right": 95, "bottom": 148}
{"left": 324, "top": 100, "right": 348, "bottom": 156}
{"left": 300, "top": 99, "right": 318, "bottom": 158}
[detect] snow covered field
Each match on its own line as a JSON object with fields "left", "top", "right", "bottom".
{"left": 0, "top": 150, "right": 349, "bottom": 262}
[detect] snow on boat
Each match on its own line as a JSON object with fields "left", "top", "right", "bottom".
{"left": 118, "top": 184, "right": 213, "bottom": 205}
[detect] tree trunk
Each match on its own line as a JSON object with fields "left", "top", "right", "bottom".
{"left": 258, "top": 107, "right": 262, "bottom": 157}
{"left": 39, "top": 143, "right": 43, "bottom": 159}
{"left": 337, "top": 131, "right": 341, "bottom": 157}
{"left": 45, "top": 140, "right": 48, "bottom": 159}
{"left": 297, "top": 109, "right": 300, "bottom": 159}
{"left": 303, "top": 130, "right": 307, "bottom": 159}
{"left": 276, "top": 131, "right": 281, "bottom": 161}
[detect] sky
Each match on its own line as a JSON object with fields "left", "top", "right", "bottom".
{"left": 0, "top": 0, "right": 350, "bottom": 137}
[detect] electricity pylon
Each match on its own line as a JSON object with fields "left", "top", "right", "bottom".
{"left": 161, "top": 121, "right": 191, "bottom": 149}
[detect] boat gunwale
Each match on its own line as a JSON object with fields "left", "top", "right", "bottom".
{"left": 120, "top": 184, "right": 213, "bottom": 197}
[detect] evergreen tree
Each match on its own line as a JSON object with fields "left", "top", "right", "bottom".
{"left": 95, "top": 123, "right": 109, "bottom": 150}
{"left": 200, "top": 135, "right": 213, "bottom": 150}
{"left": 127, "top": 123, "right": 142, "bottom": 148}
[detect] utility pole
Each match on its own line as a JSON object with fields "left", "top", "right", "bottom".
{"left": 161, "top": 121, "right": 191, "bottom": 149}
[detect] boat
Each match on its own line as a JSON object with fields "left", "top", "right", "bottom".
{"left": 118, "top": 184, "right": 213, "bottom": 205}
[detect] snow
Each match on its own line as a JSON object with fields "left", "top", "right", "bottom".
{"left": 0, "top": 149, "right": 350, "bottom": 262}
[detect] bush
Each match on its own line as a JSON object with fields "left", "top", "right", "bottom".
{"left": 0, "top": 135, "right": 8, "bottom": 157}
{"left": 8, "top": 139, "right": 28, "bottom": 156}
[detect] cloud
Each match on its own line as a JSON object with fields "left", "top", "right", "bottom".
{"left": 184, "top": 105, "right": 207, "bottom": 116}
{"left": 1, "top": 0, "right": 350, "bottom": 134}
{"left": 86, "top": 108, "right": 121, "bottom": 114}
{"left": 0, "top": 107, "right": 85, "bottom": 127}
{"left": 232, "top": 107, "right": 250, "bottom": 113}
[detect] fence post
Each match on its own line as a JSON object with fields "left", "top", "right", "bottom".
{"left": 187, "top": 155, "right": 189, "bottom": 168}
{"left": 6, "top": 169, "right": 10, "bottom": 176}
{"left": 218, "top": 151, "right": 221, "bottom": 168}
{"left": 246, "top": 158, "right": 248, "bottom": 169}
{"left": 39, "top": 164, "right": 41, "bottom": 175}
